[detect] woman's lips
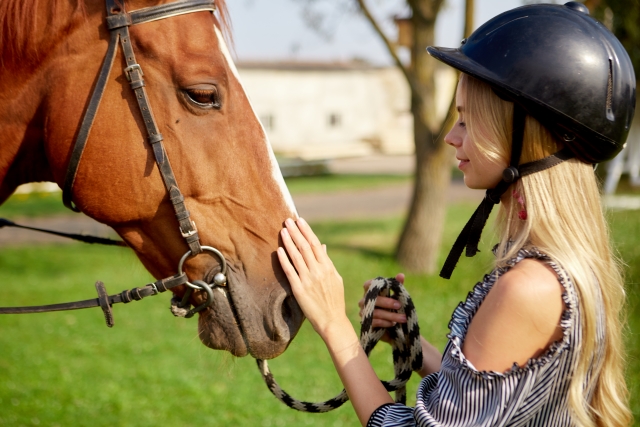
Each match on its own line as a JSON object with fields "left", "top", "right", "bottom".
{"left": 458, "top": 159, "right": 470, "bottom": 169}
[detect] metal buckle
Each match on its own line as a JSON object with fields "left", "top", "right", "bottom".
{"left": 124, "top": 63, "right": 144, "bottom": 82}
{"left": 148, "top": 283, "right": 159, "bottom": 295}
{"left": 180, "top": 221, "right": 198, "bottom": 238}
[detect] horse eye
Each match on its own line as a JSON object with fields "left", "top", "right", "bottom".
{"left": 184, "top": 88, "right": 220, "bottom": 109}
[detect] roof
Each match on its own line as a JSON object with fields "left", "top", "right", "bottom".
{"left": 235, "top": 60, "right": 389, "bottom": 71}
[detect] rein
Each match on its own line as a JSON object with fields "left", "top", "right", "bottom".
{"left": 0, "top": 0, "right": 227, "bottom": 324}
{"left": 257, "top": 277, "right": 423, "bottom": 412}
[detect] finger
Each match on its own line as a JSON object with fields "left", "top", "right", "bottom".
{"left": 372, "top": 308, "right": 407, "bottom": 324}
{"left": 358, "top": 297, "right": 365, "bottom": 310}
{"left": 363, "top": 279, "right": 372, "bottom": 291}
{"left": 372, "top": 319, "right": 397, "bottom": 329}
{"left": 296, "top": 218, "right": 328, "bottom": 261}
{"left": 276, "top": 247, "right": 302, "bottom": 286}
{"left": 395, "top": 273, "right": 405, "bottom": 284}
{"left": 280, "top": 228, "right": 310, "bottom": 276}
{"left": 284, "top": 218, "right": 320, "bottom": 266}
{"left": 375, "top": 296, "right": 402, "bottom": 310}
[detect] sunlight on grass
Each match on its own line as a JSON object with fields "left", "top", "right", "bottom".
{"left": 0, "top": 204, "right": 638, "bottom": 426}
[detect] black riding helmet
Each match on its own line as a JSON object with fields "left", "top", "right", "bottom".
{"left": 429, "top": 2, "right": 637, "bottom": 278}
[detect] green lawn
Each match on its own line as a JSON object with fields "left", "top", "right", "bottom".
{"left": 0, "top": 175, "right": 412, "bottom": 221}
{"left": 0, "top": 203, "right": 638, "bottom": 426}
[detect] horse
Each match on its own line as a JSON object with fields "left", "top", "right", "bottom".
{"left": 0, "top": 0, "right": 303, "bottom": 360}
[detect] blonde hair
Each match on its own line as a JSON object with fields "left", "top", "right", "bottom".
{"left": 461, "top": 74, "right": 632, "bottom": 427}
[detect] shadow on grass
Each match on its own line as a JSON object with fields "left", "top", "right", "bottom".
{"left": 325, "top": 243, "right": 392, "bottom": 260}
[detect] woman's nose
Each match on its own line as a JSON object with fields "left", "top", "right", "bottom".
{"left": 445, "top": 127, "right": 461, "bottom": 147}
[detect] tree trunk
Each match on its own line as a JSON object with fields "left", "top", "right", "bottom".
{"left": 395, "top": 120, "right": 452, "bottom": 272}
{"left": 353, "top": 0, "right": 471, "bottom": 273}
{"left": 395, "top": 5, "right": 453, "bottom": 273}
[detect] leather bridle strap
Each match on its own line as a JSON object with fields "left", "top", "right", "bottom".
{"left": 62, "top": 0, "right": 217, "bottom": 255}
{"left": 0, "top": 273, "right": 188, "bottom": 327}
{"left": 1, "top": 0, "right": 221, "bottom": 327}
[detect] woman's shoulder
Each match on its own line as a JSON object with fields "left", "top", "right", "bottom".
{"left": 460, "top": 255, "right": 567, "bottom": 373}
{"left": 496, "top": 257, "right": 564, "bottom": 310}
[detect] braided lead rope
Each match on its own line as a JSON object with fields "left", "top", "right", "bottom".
{"left": 256, "top": 277, "right": 423, "bottom": 412}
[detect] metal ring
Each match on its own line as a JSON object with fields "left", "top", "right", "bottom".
{"left": 184, "top": 281, "right": 214, "bottom": 318}
{"left": 177, "top": 246, "right": 227, "bottom": 290}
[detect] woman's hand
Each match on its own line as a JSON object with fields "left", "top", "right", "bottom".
{"left": 277, "top": 218, "right": 348, "bottom": 340}
{"left": 278, "top": 218, "right": 396, "bottom": 424}
{"left": 358, "top": 273, "right": 408, "bottom": 344}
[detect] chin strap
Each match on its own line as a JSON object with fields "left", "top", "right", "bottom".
{"left": 439, "top": 105, "right": 575, "bottom": 279}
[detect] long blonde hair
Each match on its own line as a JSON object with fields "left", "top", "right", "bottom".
{"left": 461, "top": 74, "right": 631, "bottom": 427}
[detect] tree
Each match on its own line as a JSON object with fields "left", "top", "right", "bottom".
{"left": 356, "top": 0, "right": 474, "bottom": 273}
{"left": 296, "top": 0, "right": 473, "bottom": 273}
{"left": 584, "top": 0, "right": 640, "bottom": 77}
{"left": 582, "top": 0, "right": 639, "bottom": 183}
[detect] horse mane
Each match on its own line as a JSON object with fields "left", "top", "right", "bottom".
{"left": 0, "top": 0, "right": 231, "bottom": 64}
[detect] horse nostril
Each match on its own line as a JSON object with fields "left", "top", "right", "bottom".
{"left": 268, "top": 292, "right": 299, "bottom": 343}
{"left": 281, "top": 294, "right": 303, "bottom": 334}
{"left": 281, "top": 295, "right": 293, "bottom": 324}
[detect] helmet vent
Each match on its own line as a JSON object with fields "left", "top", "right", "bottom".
{"left": 606, "top": 58, "right": 614, "bottom": 121}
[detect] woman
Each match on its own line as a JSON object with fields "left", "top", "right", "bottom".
{"left": 276, "top": 2, "right": 634, "bottom": 426}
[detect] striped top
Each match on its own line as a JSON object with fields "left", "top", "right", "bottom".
{"left": 368, "top": 247, "right": 605, "bottom": 427}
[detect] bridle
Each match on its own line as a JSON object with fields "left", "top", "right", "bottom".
{"left": 0, "top": 0, "right": 228, "bottom": 325}
{"left": 0, "top": 6, "right": 427, "bottom": 409}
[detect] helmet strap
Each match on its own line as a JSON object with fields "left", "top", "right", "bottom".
{"left": 439, "top": 105, "right": 574, "bottom": 279}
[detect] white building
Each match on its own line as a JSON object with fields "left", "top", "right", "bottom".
{"left": 237, "top": 61, "right": 455, "bottom": 160}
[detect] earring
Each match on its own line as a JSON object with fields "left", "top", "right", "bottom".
{"left": 512, "top": 190, "right": 527, "bottom": 220}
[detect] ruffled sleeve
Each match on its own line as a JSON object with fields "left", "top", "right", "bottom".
{"left": 368, "top": 247, "right": 578, "bottom": 427}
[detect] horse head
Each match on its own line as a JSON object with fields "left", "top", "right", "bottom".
{"left": 0, "top": 0, "right": 303, "bottom": 359}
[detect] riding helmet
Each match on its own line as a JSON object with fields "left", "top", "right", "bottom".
{"left": 427, "top": 1, "right": 636, "bottom": 163}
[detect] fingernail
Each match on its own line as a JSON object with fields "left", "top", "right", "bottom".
{"left": 393, "top": 302, "right": 401, "bottom": 309}
{"left": 399, "top": 315, "right": 406, "bottom": 322}
{"left": 285, "top": 218, "right": 294, "bottom": 226}
{"left": 298, "top": 217, "right": 307, "bottom": 225}
{"left": 281, "top": 228, "right": 289, "bottom": 237}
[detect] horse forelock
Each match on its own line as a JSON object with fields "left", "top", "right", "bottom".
{"left": 0, "top": 0, "right": 232, "bottom": 64}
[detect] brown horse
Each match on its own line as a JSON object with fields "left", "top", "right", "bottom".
{"left": 0, "top": 0, "right": 303, "bottom": 359}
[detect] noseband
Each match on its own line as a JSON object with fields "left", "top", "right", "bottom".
{"left": 0, "top": 0, "right": 228, "bottom": 325}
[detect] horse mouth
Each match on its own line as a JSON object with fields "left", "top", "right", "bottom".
{"left": 196, "top": 262, "right": 302, "bottom": 359}
{"left": 197, "top": 283, "right": 248, "bottom": 357}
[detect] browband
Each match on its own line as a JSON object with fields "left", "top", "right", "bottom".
{"left": 106, "top": 0, "right": 216, "bottom": 29}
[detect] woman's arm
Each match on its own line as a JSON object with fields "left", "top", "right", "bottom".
{"left": 277, "top": 218, "right": 393, "bottom": 426}
{"left": 417, "top": 336, "right": 442, "bottom": 377}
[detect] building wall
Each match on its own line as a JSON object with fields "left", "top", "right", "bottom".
{"left": 237, "top": 63, "right": 420, "bottom": 159}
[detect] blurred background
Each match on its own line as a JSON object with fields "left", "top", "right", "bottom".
{"left": 1, "top": 0, "right": 638, "bottom": 425}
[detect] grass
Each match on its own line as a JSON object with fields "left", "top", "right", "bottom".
{"left": 0, "top": 174, "right": 412, "bottom": 221}
{"left": 285, "top": 174, "right": 411, "bottom": 195}
{"left": 4, "top": 171, "right": 640, "bottom": 220}
{"left": 0, "top": 191, "right": 69, "bottom": 219}
{"left": 0, "top": 202, "right": 638, "bottom": 426}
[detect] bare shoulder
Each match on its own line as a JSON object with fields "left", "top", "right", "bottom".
{"left": 461, "top": 258, "right": 566, "bottom": 373}
{"left": 495, "top": 259, "right": 564, "bottom": 308}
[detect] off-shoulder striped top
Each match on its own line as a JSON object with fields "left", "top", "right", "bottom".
{"left": 368, "top": 247, "right": 605, "bottom": 427}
